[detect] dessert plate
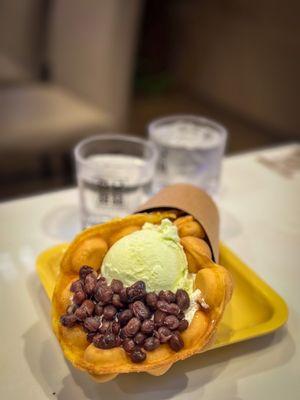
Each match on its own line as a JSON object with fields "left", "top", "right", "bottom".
{"left": 36, "top": 242, "right": 288, "bottom": 349}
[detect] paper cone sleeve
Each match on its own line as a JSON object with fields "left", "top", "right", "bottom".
{"left": 135, "top": 183, "right": 219, "bottom": 262}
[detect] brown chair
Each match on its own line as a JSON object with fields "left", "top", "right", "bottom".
{"left": 0, "top": 0, "right": 45, "bottom": 84}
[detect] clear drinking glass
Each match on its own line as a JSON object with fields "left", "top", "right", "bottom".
{"left": 74, "top": 134, "right": 158, "bottom": 227}
{"left": 148, "top": 115, "right": 228, "bottom": 196}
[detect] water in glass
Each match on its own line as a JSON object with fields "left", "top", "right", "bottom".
{"left": 150, "top": 119, "right": 227, "bottom": 196}
{"left": 78, "top": 154, "right": 152, "bottom": 226}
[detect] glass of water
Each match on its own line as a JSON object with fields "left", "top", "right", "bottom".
{"left": 148, "top": 115, "right": 227, "bottom": 196}
{"left": 74, "top": 134, "right": 158, "bottom": 227}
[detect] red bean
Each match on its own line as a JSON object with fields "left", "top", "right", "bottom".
{"left": 178, "top": 319, "right": 189, "bottom": 332}
{"left": 112, "top": 293, "right": 124, "bottom": 308}
{"left": 129, "top": 348, "right": 146, "bottom": 363}
{"left": 145, "top": 292, "right": 158, "bottom": 309}
{"left": 143, "top": 337, "right": 160, "bottom": 351}
{"left": 132, "top": 301, "right": 150, "bottom": 320}
{"left": 141, "top": 319, "right": 155, "bottom": 335}
{"left": 73, "top": 290, "right": 86, "bottom": 306}
{"left": 127, "top": 281, "right": 146, "bottom": 302}
{"left": 103, "top": 305, "right": 117, "bottom": 320}
{"left": 118, "top": 309, "right": 133, "bottom": 326}
{"left": 157, "top": 326, "right": 172, "bottom": 343}
{"left": 164, "top": 315, "right": 180, "bottom": 330}
{"left": 176, "top": 289, "right": 190, "bottom": 311}
{"left": 84, "top": 273, "right": 97, "bottom": 295}
{"left": 112, "top": 320, "right": 120, "bottom": 335}
{"left": 159, "top": 290, "right": 176, "bottom": 303}
{"left": 169, "top": 333, "right": 184, "bottom": 352}
{"left": 84, "top": 316, "right": 100, "bottom": 332}
{"left": 166, "top": 303, "right": 181, "bottom": 316}
{"left": 74, "top": 300, "right": 94, "bottom": 320}
{"left": 122, "top": 338, "right": 135, "bottom": 353}
{"left": 79, "top": 266, "right": 94, "bottom": 280}
{"left": 123, "top": 318, "right": 141, "bottom": 337}
{"left": 94, "top": 303, "right": 103, "bottom": 316}
{"left": 111, "top": 279, "right": 123, "bottom": 294}
{"left": 99, "top": 320, "right": 112, "bottom": 334}
{"left": 119, "top": 288, "right": 128, "bottom": 303}
{"left": 154, "top": 310, "right": 166, "bottom": 327}
{"left": 93, "top": 333, "right": 116, "bottom": 349}
{"left": 94, "top": 286, "right": 113, "bottom": 304}
{"left": 134, "top": 332, "right": 146, "bottom": 346}
{"left": 60, "top": 314, "right": 77, "bottom": 327}
{"left": 70, "top": 280, "right": 83, "bottom": 293}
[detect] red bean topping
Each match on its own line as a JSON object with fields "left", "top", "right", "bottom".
{"left": 129, "top": 348, "right": 146, "bottom": 363}
{"left": 157, "top": 299, "right": 181, "bottom": 314}
{"left": 73, "top": 290, "right": 86, "bottom": 306}
{"left": 176, "top": 289, "right": 190, "bottom": 311}
{"left": 132, "top": 301, "right": 150, "bottom": 320}
{"left": 84, "top": 273, "right": 97, "bottom": 295}
{"left": 156, "top": 300, "right": 170, "bottom": 313}
{"left": 96, "top": 276, "right": 108, "bottom": 288}
{"left": 111, "top": 279, "right": 123, "bottom": 294}
{"left": 119, "top": 328, "right": 127, "bottom": 340}
{"left": 74, "top": 306, "right": 87, "bottom": 321}
{"left": 178, "top": 310, "right": 185, "bottom": 320}
{"left": 169, "top": 333, "right": 184, "bottom": 352}
{"left": 122, "top": 338, "right": 135, "bottom": 353}
{"left": 79, "top": 266, "right": 94, "bottom": 280}
{"left": 145, "top": 292, "right": 158, "bottom": 309}
{"left": 94, "top": 303, "right": 103, "bottom": 316}
{"left": 164, "top": 315, "right": 180, "bottom": 330}
{"left": 99, "top": 320, "right": 112, "bottom": 334}
{"left": 157, "top": 326, "right": 172, "bottom": 343}
{"left": 166, "top": 303, "right": 181, "bottom": 316}
{"left": 154, "top": 310, "right": 166, "bottom": 327}
{"left": 102, "top": 333, "right": 117, "bottom": 349}
{"left": 83, "top": 316, "right": 100, "bottom": 332}
{"left": 178, "top": 319, "right": 189, "bottom": 332}
{"left": 103, "top": 305, "right": 117, "bottom": 320}
{"left": 112, "top": 293, "right": 124, "bottom": 308}
{"left": 119, "top": 288, "right": 128, "bottom": 303}
{"left": 112, "top": 320, "right": 120, "bottom": 335}
{"left": 94, "top": 286, "right": 113, "bottom": 304}
{"left": 123, "top": 317, "right": 141, "bottom": 337}
{"left": 159, "top": 290, "right": 176, "bottom": 303}
{"left": 118, "top": 309, "right": 133, "bottom": 326}
{"left": 134, "top": 332, "right": 146, "bottom": 346}
{"left": 82, "top": 299, "right": 95, "bottom": 314}
{"left": 127, "top": 281, "right": 146, "bottom": 302}
{"left": 60, "top": 314, "right": 77, "bottom": 327}
{"left": 70, "top": 280, "right": 83, "bottom": 293}
{"left": 74, "top": 299, "right": 94, "bottom": 320}
{"left": 93, "top": 333, "right": 116, "bottom": 349}
{"left": 143, "top": 336, "right": 160, "bottom": 351}
{"left": 62, "top": 272, "right": 192, "bottom": 358}
{"left": 141, "top": 319, "right": 155, "bottom": 335}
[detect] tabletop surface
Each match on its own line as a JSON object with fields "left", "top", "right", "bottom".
{"left": 0, "top": 143, "right": 299, "bottom": 400}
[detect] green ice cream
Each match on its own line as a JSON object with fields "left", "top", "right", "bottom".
{"left": 101, "top": 219, "right": 194, "bottom": 294}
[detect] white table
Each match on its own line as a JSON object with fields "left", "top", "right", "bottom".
{"left": 1, "top": 144, "right": 299, "bottom": 400}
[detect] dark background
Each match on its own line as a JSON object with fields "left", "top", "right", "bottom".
{"left": 0, "top": 0, "right": 299, "bottom": 200}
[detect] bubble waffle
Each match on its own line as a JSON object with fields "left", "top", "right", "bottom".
{"left": 52, "top": 211, "right": 233, "bottom": 382}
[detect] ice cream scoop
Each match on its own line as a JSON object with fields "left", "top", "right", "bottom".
{"left": 101, "top": 219, "right": 194, "bottom": 294}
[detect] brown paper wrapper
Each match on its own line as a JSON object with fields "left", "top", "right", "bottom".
{"left": 135, "top": 183, "right": 219, "bottom": 262}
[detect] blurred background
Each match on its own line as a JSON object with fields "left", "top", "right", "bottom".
{"left": 0, "top": 0, "right": 299, "bottom": 200}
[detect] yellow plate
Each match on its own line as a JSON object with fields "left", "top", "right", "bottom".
{"left": 36, "top": 243, "right": 288, "bottom": 349}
